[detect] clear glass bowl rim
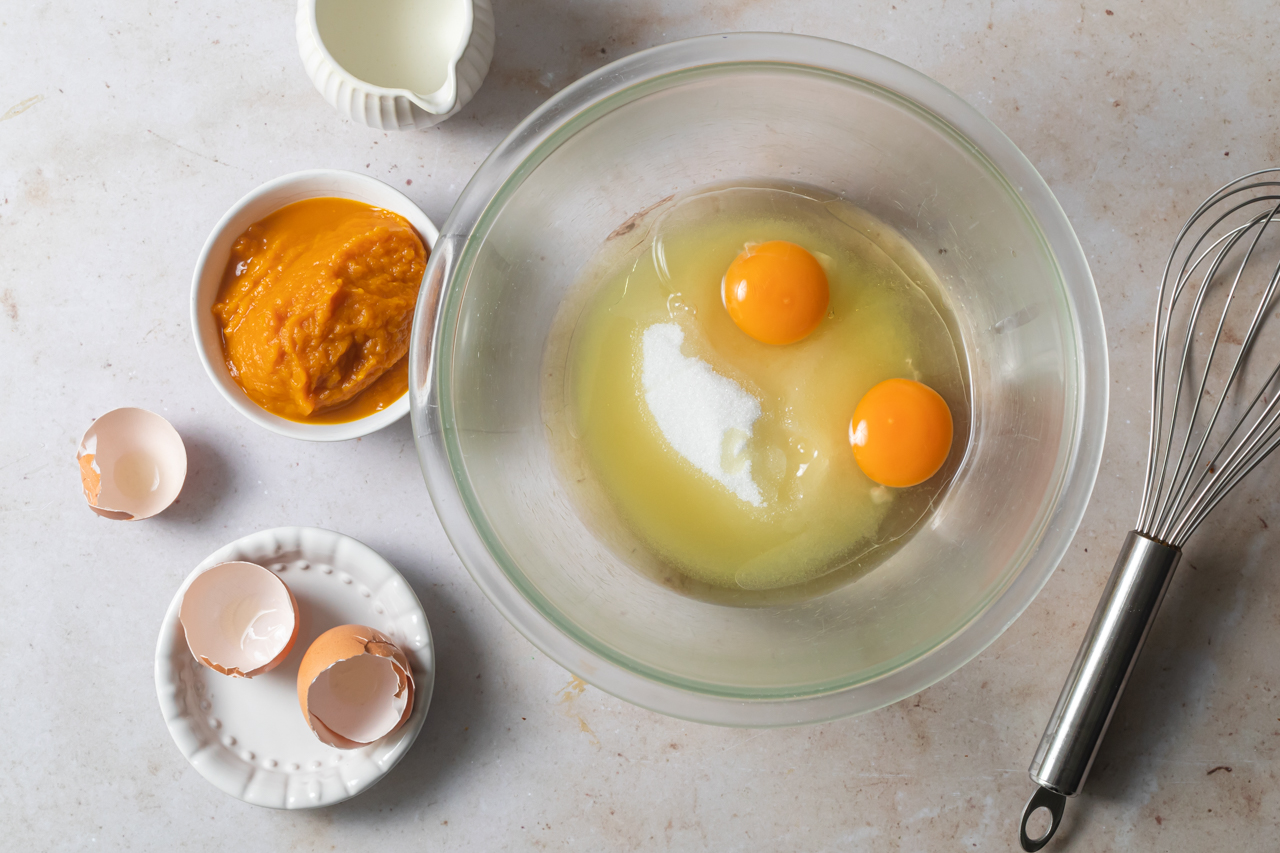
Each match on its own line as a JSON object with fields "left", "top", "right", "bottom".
{"left": 409, "top": 32, "right": 1109, "bottom": 726}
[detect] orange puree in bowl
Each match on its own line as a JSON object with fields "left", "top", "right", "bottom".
{"left": 213, "top": 197, "right": 428, "bottom": 423}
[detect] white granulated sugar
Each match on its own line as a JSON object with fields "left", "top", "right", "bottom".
{"left": 640, "top": 323, "right": 763, "bottom": 506}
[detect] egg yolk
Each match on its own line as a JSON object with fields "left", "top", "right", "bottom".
{"left": 849, "top": 378, "right": 953, "bottom": 488}
{"left": 722, "top": 240, "right": 829, "bottom": 345}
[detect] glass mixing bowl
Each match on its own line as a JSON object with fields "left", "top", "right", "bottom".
{"left": 409, "top": 33, "right": 1107, "bottom": 725}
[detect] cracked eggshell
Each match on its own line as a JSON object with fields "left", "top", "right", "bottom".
{"left": 297, "top": 624, "right": 415, "bottom": 749}
{"left": 179, "top": 561, "right": 300, "bottom": 678}
{"left": 77, "top": 407, "right": 187, "bottom": 520}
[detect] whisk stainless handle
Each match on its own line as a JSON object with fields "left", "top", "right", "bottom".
{"left": 1018, "top": 531, "right": 1181, "bottom": 851}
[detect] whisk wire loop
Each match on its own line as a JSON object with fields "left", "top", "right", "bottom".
{"left": 1154, "top": 210, "right": 1280, "bottom": 538}
{"left": 1139, "top": 170, "right": 1280, "bottom": 547}
{"left": 1164, "top": 257, "right": 1280, "bottom": 543}
{"left": 1146, "top": 221, "right": 1251, "bottom": 534}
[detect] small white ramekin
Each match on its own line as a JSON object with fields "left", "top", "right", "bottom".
{"left": 190, "top": 169, "right": 438, "bottom": 442}
{"left": 296, "top": 0, "right": 495, "bottom": 130}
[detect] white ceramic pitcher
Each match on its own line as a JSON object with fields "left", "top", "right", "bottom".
{"left": 297, "top": 0, "right": 494, "bottom": 130}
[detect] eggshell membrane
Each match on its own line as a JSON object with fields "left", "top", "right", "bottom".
{"left": 77, "top": 408, "right": 187, "bottom": 520}
{"left": 179, "top": 561, "right": 300, "bottom": 678}
{"left": 297, "top": 624, "right": 415, "bottom": 749}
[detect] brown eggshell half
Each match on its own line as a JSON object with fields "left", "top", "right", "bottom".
{"left": 297, "top": 624, "right": 415, "bottom": 749}
{"left": 179, "top": 561, "right": 300, "bottom": 678}
{"left": 77, "top": 407, "right": 187, "bottom": 520}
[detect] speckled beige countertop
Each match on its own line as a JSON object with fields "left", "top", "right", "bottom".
{"left": 2, "top": 1, "right": 1277, "bottom": 850}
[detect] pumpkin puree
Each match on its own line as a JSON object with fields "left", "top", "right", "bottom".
{"left": 213, "top": 197, "right": 428, "bottom": 423}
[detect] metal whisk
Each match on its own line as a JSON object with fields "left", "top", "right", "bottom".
{"left": 1018, "top": 169, "right": 1280, "bottom": 850}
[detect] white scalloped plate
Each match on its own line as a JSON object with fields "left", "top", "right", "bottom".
{"left": 155, "top": 527, "right": 434, "bottom": 808}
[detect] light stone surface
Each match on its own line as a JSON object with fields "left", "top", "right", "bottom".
{"left": 2, "top": 1, "right": 1278, "bottom": 850}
